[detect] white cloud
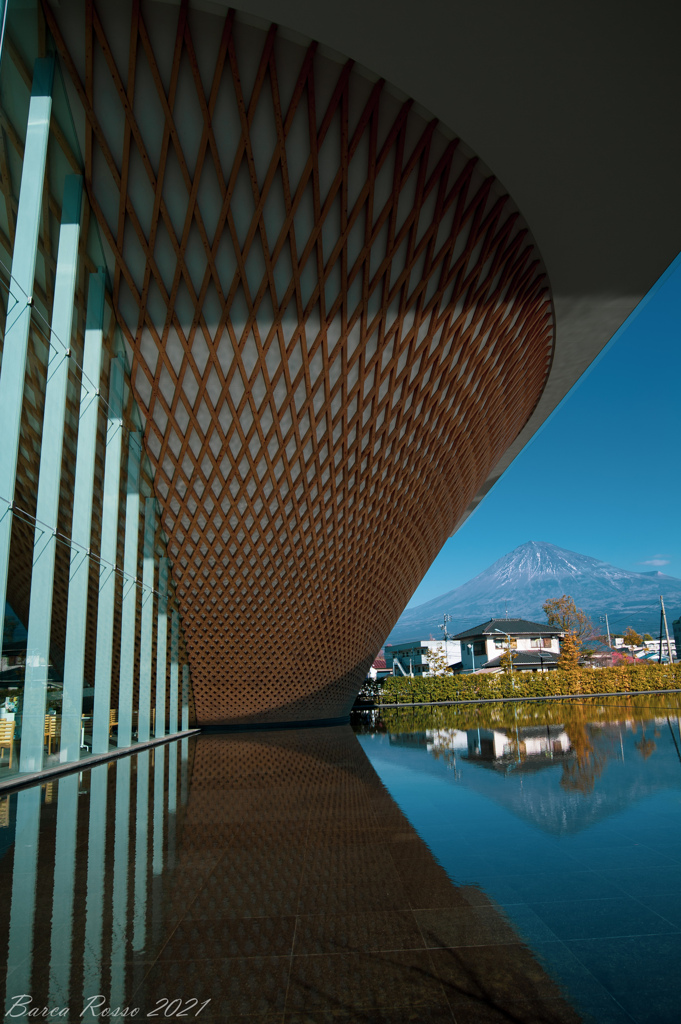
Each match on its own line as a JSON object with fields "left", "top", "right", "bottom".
{"left": 639, "top": 558, "right": 670, "bottom": 567}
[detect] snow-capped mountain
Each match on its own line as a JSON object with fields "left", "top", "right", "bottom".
{"left": 387, "top": 541, "right": 681, "bottom": 642}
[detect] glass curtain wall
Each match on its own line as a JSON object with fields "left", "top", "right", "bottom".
{"left": 0, "top": 734, "right": 192, "bottom": 1015}
{"left": 0, "top": 0, "right": 195, "bottom": 778}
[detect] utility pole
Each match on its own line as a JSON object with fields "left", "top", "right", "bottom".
{"left": 661, "top": 595, "right": 674, "bottom": 664}
{"left": 600, "top": 614, "right": 611, "bottom": 648}
{"left": 439, "top": 613, "right": 452, "bottom": 671}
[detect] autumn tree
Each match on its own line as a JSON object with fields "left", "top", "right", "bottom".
{"left": 543, "top": 596, "right": 594, "bottom": 643}
{"left": 543, "top": 595, "right": 597, "bottom": 664}
{"left": 623, "top": 627, "right": 643, "bottom": 647}
{"left": 612, "top": 650, "right": 637, "bottom": 665}
{"left": 426, "top": 646, "right": 453, "bottom": 676}
{"left": 499, "top": 646, "right": 517, "bottom": 672}
{"left": 558, "top": 631, "right": 582, "bottom": 672}
{"left": 643, "top": 633, "right": 654, "bottom": 642}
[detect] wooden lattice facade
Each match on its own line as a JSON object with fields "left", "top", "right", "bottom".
{"left": 32, "top": 2, "right": 553, "bottom": 724}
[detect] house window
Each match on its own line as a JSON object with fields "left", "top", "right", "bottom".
{"left": 473, "top": 641, "right": 485, "bottom": 656}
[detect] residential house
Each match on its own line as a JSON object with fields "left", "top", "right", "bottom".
{"left": 384, "top": 639, "right": 462, "bottom": 677}
{"left": 641, "top": 638, "right": 676, "bottom": 661}
{"left": 366, "top": 653, "right": 390, "bottom": 682}
{"left": 452, "top": 618, "right": 563, "bottom": 673}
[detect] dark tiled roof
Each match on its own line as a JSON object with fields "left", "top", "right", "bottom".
{"left": 483, "top": 649, "right": 561, "bottom": 669}
{"left": 452, "top": 618, "right": 563, "bottom": 640}
{"left": 586, "top": 639, "right": 621, "bottom": 654}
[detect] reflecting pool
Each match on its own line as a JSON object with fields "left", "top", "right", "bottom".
{"left": 0, "top": 696, "right": 678, "bottom": 1022}
{"left": 356, "top": 695, "right": 681, "bottom": 1023}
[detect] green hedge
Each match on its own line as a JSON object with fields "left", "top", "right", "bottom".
{"left": 378, "top": 662, "right": 681, "bottom": 704}
{"left": 372, "top": 691, "right": 681, "bottom": 737}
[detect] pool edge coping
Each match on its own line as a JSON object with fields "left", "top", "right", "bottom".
{"left": 0, "top": 728, "right": 201, "bottom": 794}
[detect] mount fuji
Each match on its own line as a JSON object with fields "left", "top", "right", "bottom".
{"left": 387, "top": 541, "right": 681, "bottom": 643}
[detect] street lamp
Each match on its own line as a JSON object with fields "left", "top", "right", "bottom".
{"left": 466, "top": 642, "right": 476, "bottom": 673}
{"left": 494, "top": 628, "right": 514, "bottom": 675}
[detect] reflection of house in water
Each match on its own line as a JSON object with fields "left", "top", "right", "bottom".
{"left": 367, "top": 716, "right": 681, "bottom": 836}
{"left": 467, "top": 726, "right": 571, "bottom": 767}
{"left": 417, "top": 725, "right": 572, "bottom": 765}
{"left": 390, "top": 726, "right": 572, "bottom": 771}
{"left": 425, "top": 729, "right": 468, "bottom": 754}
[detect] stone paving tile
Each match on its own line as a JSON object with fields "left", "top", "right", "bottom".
{"left": 565, "top": 933, "right": 681, "bottom": 1024}
{"left": 293, "top": 910, "right": 425, "bottom": 955}
{"left": 285, "top": 949, "right": 450, "bottom": 1014}
{"left": 283, "top": 1008, "right": 455, "bottom": 1023}
{"left": 415, "top": 906, "right": 521, "bottom": 948}
{"left": 158, "top": 915, "right": 297, "bottom": 960}
{"left": 135, "top": 955, "right": 291, "bottom": 1018}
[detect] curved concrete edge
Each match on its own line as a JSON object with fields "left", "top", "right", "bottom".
{"left": 0, "top": 728, "right": 201, "bottom": 794}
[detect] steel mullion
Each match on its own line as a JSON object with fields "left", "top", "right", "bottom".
{"left": 117, "top": 430, "right": 141, "bottom": 748}
{"left": 0, "top": 56, "right": 54, "bottom": 669}
{"left": 169, "top": 608, "right": 179, "bottom": 734}
{"left": 19, "top": 174, "right": 83, "bottom": 772}
{"left": 155, "top": 555, "right": 169, "bottom": 737}
{"left": 181, "top": 663, "right": 189, "bottom": 731}
{"left": 138, "top": 496, "right": 156, "bottom": 742}
{"left": 91, "top": 356, "right": 125, "bottom": 754}
{"left": 60, "top": 268, "right": 106, "bottom": 762}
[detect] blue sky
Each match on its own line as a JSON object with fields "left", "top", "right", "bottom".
{"left": 408, "top": 254, "right": 681, "bottom": 607}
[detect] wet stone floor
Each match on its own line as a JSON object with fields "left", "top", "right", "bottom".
{"left": 0, "top": 698, "right": 679, "bottom": 1022}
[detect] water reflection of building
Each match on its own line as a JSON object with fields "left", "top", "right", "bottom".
{"left": 0, "top": 730, "right": 581, "bottom": 1023}
{"left": 425, "top": 729, "right": 469, "bottom": 754}
{"left": 385, "top": 640, "right": 462, "bottom": 677}
{"left": 364, "top": 709, "right": 681, "bottom": 836}
{"left": 466, "top": 726, "right": 572, "bottom": 773}
{"left": 392, "top": 725, "right": 572, "bottom": 768}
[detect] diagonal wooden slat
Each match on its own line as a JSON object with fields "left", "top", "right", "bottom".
{"left": 42, "top": 2, "right": 555, "bottom": 724}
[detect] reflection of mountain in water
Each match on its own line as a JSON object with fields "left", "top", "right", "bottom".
{"left": 369, "top": 718, "right": 681, "bottom": 835}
